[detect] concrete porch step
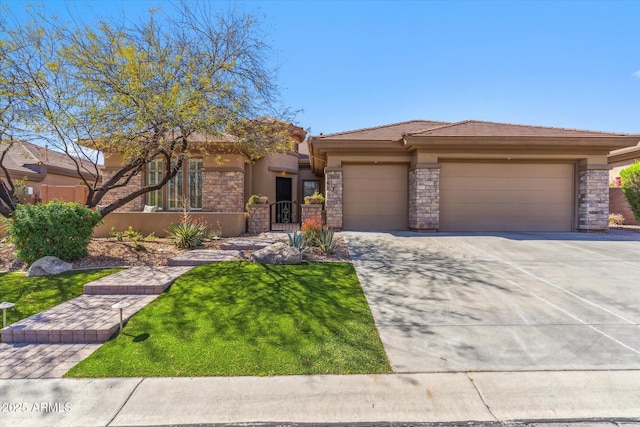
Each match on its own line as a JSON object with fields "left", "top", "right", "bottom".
{"left": 1, "top": 295, "right": 156, "bottom": 344}
{"left": 167, "top": 250, "right": 241, "bottom": 266}
{"left": 83, "top": 266, "right": 192, "bottom": 295}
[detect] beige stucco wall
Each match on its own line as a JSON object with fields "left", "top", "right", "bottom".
{"left": 298, "top": 141, "right": 309, "bottom": 156}
{"left": 247, "top": 153, "right": 300, "bottom": 206}
{"left": 609, "top": 160, "right": 637, "bottom": 186}
{"left": 41, "top": 185, "right": 89, "bottom": 204}
{"left": 93, "top": 212, "right": 247, "bottom": 238}
{"left": 40, "top": 173, "right": 87, "bottom": 187}
{"left": 608, "top": 144, "right": 640, "bottom": 186}
{"left": 5, "top": 171, "right": 89, "bottom": 203}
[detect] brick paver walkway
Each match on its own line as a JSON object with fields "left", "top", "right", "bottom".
{"left": 0, "top": 343, "right": 101, "bottom": 379}
{"left": 168, "top": 250, "right": 241, "bottom": 266}
{"left": 2, "top": 295, "right": 158, "bottom": 344}
{"left": 84, "top": 266, "right": 191, "bottom": 294}
{"left": 0, "top": 239, "right": 285, "bottom": 378}
{"left": 0, "top": 266, "right": 191, "bottom": 378}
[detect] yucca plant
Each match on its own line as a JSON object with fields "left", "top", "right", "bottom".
{"left": 167, "top": 197, "right": 209, "bottom": 249}
{"left": 167, "top": 221, "right": 208, "bottom": 249}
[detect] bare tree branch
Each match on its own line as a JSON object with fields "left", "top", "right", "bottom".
{"left": 0, "top": 0, "right": 297, "bottom": 219}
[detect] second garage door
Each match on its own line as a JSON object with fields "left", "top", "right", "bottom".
{"left": 343, "top": 164, "right": 408, "bottom": 230}
{"left": 440, "top": 162, "right": 575, "bottom": 232}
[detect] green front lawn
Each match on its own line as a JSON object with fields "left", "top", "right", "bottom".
{"left": 0, "top": 269, "right": 123, "bottom": 324}
{"left": 66, "top": 261, "right": 391, "bottom": 377}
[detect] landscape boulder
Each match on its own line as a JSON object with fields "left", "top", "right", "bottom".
{"left": 250, "top": 242, "right": 303, "bottom": 265}
{"left": 27, "top": 256, "right": 73, "bottom": 277}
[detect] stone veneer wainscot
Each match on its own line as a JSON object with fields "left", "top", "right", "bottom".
{"left": 578, "top": 168, "right": 609, "bottom": 231}
{"left": 99, "top": 170, "right": 144, "bottom": 211}
{"left": 409, "top": 165, "right": 439, "bottom": 231}
{"left": 324, "top": 168, "right": 343, "bottom": 229}
{"left": 202, "top": 170, "right": 244, "bottom": 212}
{"left": 247, "top": 204, "right": 270, "bottom": 234}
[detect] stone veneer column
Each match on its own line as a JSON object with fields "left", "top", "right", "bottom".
{"left": 99, "top": 169, "right": 144, "bottom": 211}
{"left": 409, "top": 165, "right": 440, "bottom": 231}
{"left": 301, "top": 204, "right": 323, "bottom": 226}
{"left": 247, "top": 204, "right": 270, "bottom": 234}
{"left": 325, "top": 168, "right": 343, "bottom": 229}
{"left": 578, "top": 167, "right": 609, "bottom": 231}
{"left": 202, "top": 170, "right": 244, "bottom": 212}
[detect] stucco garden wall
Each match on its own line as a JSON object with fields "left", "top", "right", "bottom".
{"left": 93, "top": 212, "right": 246, "bottom": 238}
{"left": 609, "top": 187, "right": 638, "bottom": 225}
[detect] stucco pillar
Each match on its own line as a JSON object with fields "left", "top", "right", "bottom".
{"left": 409, "top": 165, "right": 440, "bottom": 231}
{"left": 578, "top": 165, "right": 609, "bottom": 231}
{"left": 325, "top": 167, "right": 343, "bottom": 229}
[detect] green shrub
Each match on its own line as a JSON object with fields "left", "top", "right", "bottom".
{"left": 245, "top": 194, "right": 268, "bottom": 210}
{"left": 620, "top": 161, "right": 640, "bottom": 223}
{"left": 167, "top": 220, "right": 208, "bottom": 249}
{"left": 304, "top": 191, "right": 325, "bottom": 205}
{"left": 110, "top": 226, "right": 143, "bottom": 242}
{"left": 109, "top": 226, "right": 154, "bottom": 251}
{"left": 6, "top": 201, "right": 102, "bottom": 264}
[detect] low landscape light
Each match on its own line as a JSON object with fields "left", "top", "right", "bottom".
{"left": 112, "top": 301, "right": 131, "bottom": 333}
{"left": 0, "top": 302, "right": 15, "bottom": 328}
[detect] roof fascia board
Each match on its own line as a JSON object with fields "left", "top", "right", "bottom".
{"left": 403, "top": 136, "right": 640, "bottom": 151}
{"left": 608, "top": 145, "right": 640, "bottom": 163}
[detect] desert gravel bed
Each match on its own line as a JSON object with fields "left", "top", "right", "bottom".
{"left": 0, "top": 233, "right": 351, "bottom": 273}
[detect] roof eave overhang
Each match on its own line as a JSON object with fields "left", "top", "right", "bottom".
{"left": 7, "top": 170, "right": 46, "bottom": 182}
{"left": 308, "top": 137, "right": 406, "bottom": 175}
{"left": 608, "top": 144, "right": 640, "bottom": 164}
{"left": 45, "top": 164, "right": 101, "bottom": 181}
{"left": 403, "top": 136, "right": 640, "bottom": 154}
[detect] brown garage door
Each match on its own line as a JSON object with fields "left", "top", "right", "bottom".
{"left": 343, "top": 164, "right": 408, "bottom": 230}
{"left": 440, "top": 162, "right": 574, "bottom": 231}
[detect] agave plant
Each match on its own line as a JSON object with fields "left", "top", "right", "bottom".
{"left": 314, "top": 228, "right": 337, "bottom": 254}
{"left": 287, "top": 231, "right": 308, "bottom": 255}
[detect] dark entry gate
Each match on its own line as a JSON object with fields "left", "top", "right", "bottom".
{"left": 270, "top": 201, "right": 300, "bottom": 232}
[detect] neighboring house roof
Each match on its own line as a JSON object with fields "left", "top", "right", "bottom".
{"left": 0, "top": 140, "right": 100, "bottom": 182}
{"left": 314, "top": 120, "right": 449, "bottom": 141}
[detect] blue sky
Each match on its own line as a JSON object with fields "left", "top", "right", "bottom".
{"left": 6, "top": 0, "right": 640, "bottom": 135}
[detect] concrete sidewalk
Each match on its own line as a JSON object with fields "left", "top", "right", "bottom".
{"left": 1, "top": 370, "right": 639, "bottom": 426}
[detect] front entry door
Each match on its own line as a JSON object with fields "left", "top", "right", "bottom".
{"left": 275, "top": 176, "right": 292, "bottom": 223}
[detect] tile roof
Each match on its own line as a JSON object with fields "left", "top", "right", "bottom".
{"left": 313, "top": 120, "right": 450, "bottom": 141}
{"left": 0, "top": 140, "right": 99, "bottom": 178}
{"left": 407, "top": 120, "right": 635, "bottom": 137}
{"left": 0, "top": 142, "right": 40, "bottom": 176}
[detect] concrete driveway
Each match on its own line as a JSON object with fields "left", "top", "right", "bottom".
{"left": 344, "top": 231, "right": 640, "bottom": 373}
